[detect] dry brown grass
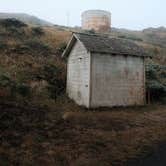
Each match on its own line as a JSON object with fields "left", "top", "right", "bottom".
{"left": 0, "top": 102, "right": 166, "bottom": 166}
{"left": 61, "top": 104, "right": 166, "bottom": 165}
{"left": 0, "top": 21, "right": 166, "bottom": 165}
{"left": 41, "top": 27, "right": 71, "bottom": 48}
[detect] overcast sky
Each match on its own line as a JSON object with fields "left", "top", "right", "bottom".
{"left": 1, "top": 0, "right": 165, "bottom": 30}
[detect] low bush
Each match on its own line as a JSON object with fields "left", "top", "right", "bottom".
{"left": 0, "top": 42, "right": 8, "bottom": 50}
{"left": 118, "top": 35, "right": 143, "bottom": 41}
{"left": 16, "top": 83, "right": 31, "bottom": 97}
{"left": 57, "top": 42, "right": 67, "bottom": 54}
{"left": 31, "top": 27, "right": 44, "bottom": 36}
{"left": 7, "top": 27, "right": 26, "bottom": 36}
{"left": 12, "top": 45, "right": 30, "bottom": 54}
{"left": 0, "top": 73, "right": 31, "bottom": 99}
{"left": 82, "top": 29, "right": 96, "bottom": 34}
{"left": 23, "top": 39, "right": 52, "bottom": 55}
{"left": 118, "top": 35, "right": 126, "bottom": 38}
{"left": 0, "top": 19, "right": 27, "bottom": 28}
{"left": 40, "top": 64, "right": 66, "bottom": 100}
{"left": 146, "top": 63, "right": 166, "bottom": 103}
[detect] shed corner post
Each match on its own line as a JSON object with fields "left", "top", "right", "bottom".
{"left": 144, "top": 57, "right": 146, "bottom": 105}
{"left": 89, "top": 51, "right": 93, "bottom": 108}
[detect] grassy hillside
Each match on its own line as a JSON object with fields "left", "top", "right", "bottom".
{"left": 0, "top": 13, "right": 53, "bottom": 26}
{"left": 0, "top": 102, "right": 166, "bottom": 165}
{"left": 0, "top": 18, "right": 165, "bottom": 106}
{"left": 0, "top": 18, "right": 166, "bottom": 165}
{"left": 0, "top": 18, "right": 71, "bottom": 108}
{"left": 111, "top": 27, "right": 166, "bottom": 64}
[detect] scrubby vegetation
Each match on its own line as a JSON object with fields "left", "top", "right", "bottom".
{"left": 118, "top": 35, "right": 143, "bottom": 42}
{"left": 0, "top": 103, "right": 166, "bottom": 165}
{"left": 0, "top": 18, "right": 27, "bottom": 28}
{"left": 0, "top": 18, "right": 165, "bottom": 165}
{"left": 31, "top": 27, "right": 44, "bottom": 36}
{"left": 0, "top": 19, "right": 70, "bottom": 107}
{"left": 0, "top": 19, "right": 165, "bottom": 106}
{"left": 146, "top": 63, "right": 166, "bottom": 103}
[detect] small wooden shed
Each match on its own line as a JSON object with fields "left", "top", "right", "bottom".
{"left": 62, "top": 33, "right": 149, "bottom": 108}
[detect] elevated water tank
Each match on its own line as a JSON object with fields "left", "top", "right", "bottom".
{"left": 82, "top": 10, "right": 111, "bottom": 33}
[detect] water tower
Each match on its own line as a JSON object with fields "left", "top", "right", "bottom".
{"left": 82, "top": 10, "right": 111, "bottom": 33}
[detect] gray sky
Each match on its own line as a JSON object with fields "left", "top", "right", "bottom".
{"left": 1, "top": 0, "right": 165, "bottom": 30}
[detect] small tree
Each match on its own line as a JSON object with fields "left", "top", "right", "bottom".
{"left": 146, "top": 63, "right": 166, "bottom": 103}
{"left": 39, "top": 64, "right": 66, "bottom": 100}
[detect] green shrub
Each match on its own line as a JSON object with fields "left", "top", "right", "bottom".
{"left": 118, "top": 35, "right": 126, "bottom": 38}
{"left": 0, "top": 73, "right": 17, "bottom": 98}
{"left": 0, "top": 73, "right": 31, "bottom": 99}
{"left": 39, "top": 64, "right": 66, "bottom": 100}
{"left": 0, "top": 19, "right": 27, "bottom": 28}
{"left": 7, "top": 26, "right": 25, "bottom": 36}
{"left": 81, "top": 29, "right": 96, "bottom": 34}
{"left": 88, "top": 29, "right": 96, "bottom": 34}
{"left": 23, "top": 39, "right": 52, "bottom": 55}
{"left": 58, "top": 42, "right": 67, "bottom": 54}
{"left": 0, "top": 19, "right": 26, "bottom": 39}
{"left": 0, "top": 42, "right": 8, "bottom": 50}
{"left": 17, "top": 83, "right": 31, "bottom": 97}
{"left": 146, "top": 80, "right": 166, "bottom": 97}
{"left": 118, "top": 35, "right": 143, "bottom": 41}
{"left": 146, "top": 63, "right": 166, "bottom": 102}
{"left": 146, "top": 64, "right": 157, "bottom": 80}
{"left": 31, "top": 27, "right": 44, "bottom": 36}
{"left": 12, "top": 45, "right": 30, "bottom": 54}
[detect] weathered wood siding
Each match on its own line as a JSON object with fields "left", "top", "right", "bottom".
{"left": 67, "top": 40, "right": 90, "bottom": 107}
{"left": 90, "top": 53, "right": 145, "bottom": 107}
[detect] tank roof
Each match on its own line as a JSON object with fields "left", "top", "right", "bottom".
{"left": 82, "top": 10, "right": 111, "bottom": 16}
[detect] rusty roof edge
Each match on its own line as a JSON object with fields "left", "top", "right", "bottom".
{"left": 62, "top": 34, "right": 76, "bottom": 57}
{"left": 62, "top": 33, "right": 89, "bottom": 57}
